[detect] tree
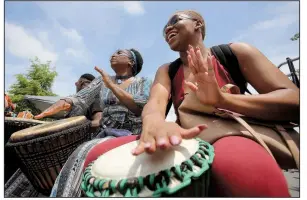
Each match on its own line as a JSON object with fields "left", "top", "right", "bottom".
{"left": 291, "top": 33, "right": 299, "bottom": 41}
{"left": 8, "top": 57, "right": 58, "bottom": 114}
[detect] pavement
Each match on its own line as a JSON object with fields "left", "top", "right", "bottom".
{"left": 284, "top": 169, "right": 300, "bottom": 197}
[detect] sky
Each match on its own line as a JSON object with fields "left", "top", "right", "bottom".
{"left": 4, "top": 1, "right": 299, "bottom": 121}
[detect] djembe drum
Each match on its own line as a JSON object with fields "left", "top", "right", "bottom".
{"left": 81, "top": 136, "right": 215, "bottom": 197}
{"left": 4, "top": 117, "right": 48, "bottom": 183}
{"left": 4, "top": 117, "right": 48, "bottom": 145}
{"left": 6, "top": 116, "right": 92, "bottom": 195}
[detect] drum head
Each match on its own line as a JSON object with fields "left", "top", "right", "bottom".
{"left": 81, "top": 137, "right": 215, "bottom": 197}
{"left": 92, "top": 139, "right": 199, "bottom": 179}
{"left": 9, "top": 116, "right": 88, "bottom": 143}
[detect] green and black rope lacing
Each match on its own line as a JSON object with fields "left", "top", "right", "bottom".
{"left": 81, "top": 138, "right": 214, "bottom": 197}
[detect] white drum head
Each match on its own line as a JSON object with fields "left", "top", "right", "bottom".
{"left": 92, "top": 138, "right": 199, "bottom": 180}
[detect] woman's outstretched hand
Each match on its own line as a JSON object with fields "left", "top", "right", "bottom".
{"left": 185, "top": 45, "right": 225, "bottom": 107}
{"left": 94, "top": 66, "right": 114, "bottom": 89}
{"left": 132, "top": 115, "right": 207, "bottom": 156}
{"left": 34, "top": 99, "right": 72, "bottom": 119}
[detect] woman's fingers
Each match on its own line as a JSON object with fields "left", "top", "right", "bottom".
{"left": 168, "top": 131, "right": 182, "bottom": 146}
{"left": 156, "top": 135, "right": 171, "bottom": 150}
{"left": 34, "top": 113, "right": 46, "bottom": 120}
{"left": 34, "top": 105, "right": 57, "bottom": 119}
{"left": 179, "top": 124, "right": 207, "bottom": 139}
{"left": 188, "top": 45, "right": 199, "bottom": 73}
{"left": 207, "top": 55, "right": 215, "bottom": 76}
{"left": 196, "top": 47, "right": 208, "bottom": 72}
{"left": 187, "top": 45, "right": 198, "bottom": 74}
{"left": 204, "top": 55, "right": 218, "bottom": 83}
{"left": 94, "top": 66, "right": 107, "bottom": 77}
{"left": 132, "top": 141, "right": 145, "bottom": 155}
{"left": 188, "top": 45, "right": 210, "bottom": 74}
{"left": 144, "top": 136, "right": 156, "bottom": 154}
{"left": 189, "top": 45, "right": 198, "bottom": 72}
{"left": 94, "top": 66, "right": 102, "bottom": 73}
{"left": 133, "top": 122, "right": 204, "bottom": 156}
{"left": 34, "top": 100, "right": 71, "bottom": 119}
{"left": 95, "top": 66, "right": 112, "bottom": 86}
{"left": 184, "top": 80, "right": 198, "bottom": 92}
{"left": 132, "top": 131, "right": 156, "bottom": 155}
{"left": 187, "top": 54, "right": 197, "bottom": 75}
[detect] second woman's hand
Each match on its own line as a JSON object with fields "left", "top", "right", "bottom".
{"left": 94, "top": 66, "right": 114, "bottom": 89}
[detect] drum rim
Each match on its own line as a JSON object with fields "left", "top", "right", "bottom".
{"left": 5, "top": 117, "right": 48, "bottom": 124}
{"left": 6, "top": 120, "right": 91, "bottom": 146}
{"left": 8, "top": 116, "right": 88, "bottom": 143}
{"left": 81, "top": 138, "right": 215, "bottom": 197}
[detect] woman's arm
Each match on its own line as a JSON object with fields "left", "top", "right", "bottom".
{"left": 218, "top": 43, "right": 299, "bottom": 121}
{"left": 108, "top": 77, "right": 152, "bottom": 116}
{"left": 133, "top": 64, "right": 207, "bottom": 155}
{"left": 67, "top": 76, "right": 104, "bottom": 114}
{"left": 94, "top": 67, "right": 152, "bottom": 116}
{"left": 88, "top": 96, "right": 103, "bottom": 127}
{"left": 141, "top": 65, "right": 172, "bottom": 121}
{"left": 35, "top": 76, "right": 104, "bottom": 119}
{"left": 91, "top": 111, "right": 102, "bottom": 127}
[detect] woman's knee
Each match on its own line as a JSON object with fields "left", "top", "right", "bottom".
{"left": 210, "top": 136, "right": 289, "bottom": 197}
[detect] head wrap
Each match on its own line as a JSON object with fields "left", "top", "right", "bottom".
{"left": 129, "top": 50, "right": 138, "bottom": 75}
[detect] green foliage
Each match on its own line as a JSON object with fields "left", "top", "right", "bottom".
{"left": 8, "top": 57, "right": 58, "bottom": 114}
{"left": 291, "top": 33, "right": 299, "bottom": 41}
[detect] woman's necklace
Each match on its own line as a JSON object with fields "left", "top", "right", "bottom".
{"left": 108, "top": 75, "right": 134, "bottom": 105}
{"left": 115, "top": 75, "right": 133, "bottom": 84}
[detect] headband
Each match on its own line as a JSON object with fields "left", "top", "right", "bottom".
{"left": 129, "top": 50, "right": 138, "bottom": 74}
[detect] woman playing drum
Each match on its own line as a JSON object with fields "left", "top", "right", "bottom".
{"left": 132, "top": 10, "right": 299, "bottom": 197}
{"left": 35, "top": 48, "right": 152, "bottom": 137}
